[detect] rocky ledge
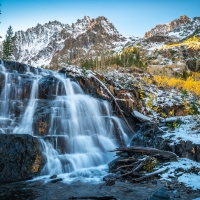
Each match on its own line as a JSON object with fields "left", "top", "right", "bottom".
{"left": 131, "top": 116, "right": 200, "bottom": 162}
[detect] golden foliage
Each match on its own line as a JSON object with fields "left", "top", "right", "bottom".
{"left": 118, "top": 46, "right": 136, "bottom": 55}
{"left": 139, "top": 87, "right": 144, "bottom": 99}
{"left": 142, "top": 76, "right": 152, "bottom": 84}
{"left": 152, "top": 75, "right": 200, "bottom": 97}
{"left": 146, "top": 93, "right": 155, "bottom": 110}
{"left": 169, "top": 109, "right": 174, "bottom": 116}
{"left": 162, "top": 36, "right": 200, "bottom": 50}
{"left": 191, "top": 72, "right": 200, "bottom": 81}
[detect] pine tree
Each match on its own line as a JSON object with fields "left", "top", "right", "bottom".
{"left": 2, "top": 26, "right": 15, "bottom": 60}
{"left": 0, "top": 4, "right": 2, "bottom": 39}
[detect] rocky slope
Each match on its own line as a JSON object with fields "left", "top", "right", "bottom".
{"left": 140, "top": 15, "right": 200, "bottom": 70}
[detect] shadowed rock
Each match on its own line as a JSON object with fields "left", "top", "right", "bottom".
{"left": 0, "top": 134, "right": 44, "bottom": 183}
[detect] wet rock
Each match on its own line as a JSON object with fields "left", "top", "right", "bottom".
{"left": 105, "top": 179, "right": 115, "bottom": 186}
{"left": 167, "top": 184, "right": 174, "bottom": 190}
{"left": 115, "top": 171, "right": 121, "bottom": 179}
{"left": 173, "top": 190, "right": 180, "bottom": 198}
{"left": 1, "top": 60, "right": 30, "bottom": 74}
{"left": 108, "top": 157, "right": 122, "bottom": 172}
{"left": 151, "top": 180, "right": 157, "bottom": 184}
{"left": 186, "top": 140, "right": 193, "bottom": 151}
{"left": 148, "top": 187, "right": 171, "bottom": 200}
{"left": 32, "top": 100, "right": 51, "bottom": 136}
{"left": 130, "top": 122, "right": 164, "bottom": 148}
{"left": 196, "top": 145, "right": 200, "bottom": 162}
{"left": 176, "top": 172, "right": 184, "bottom": 177}
{"left": 51, "top": 178, "right": 63, "bottom": 183}
{"left": 103, "top": 174, "right": 115, "bottom": 182}
{"left": 38, "top": 75, "right": 61, "bottom": 99}
{"left": 50, "top": 174, "right": 57, "bottom": 179}
{"left": 0, "top": 134, "right": 44, "bottom": 183}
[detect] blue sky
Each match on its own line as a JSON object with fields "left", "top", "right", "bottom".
{"left": 0, "top": 0, "right": 200, "bottom": 40}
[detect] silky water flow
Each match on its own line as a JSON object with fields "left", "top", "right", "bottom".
{"left": 0, "top": 61, "right": 130, "bottom": 182}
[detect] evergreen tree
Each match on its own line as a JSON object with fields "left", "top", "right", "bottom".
{"left": 0, "top": 4, "right": 1, "bottom": 39}
{"left": 134, "top": 50, "right": 143, "bottom": 69}
{"left": 2, "top": 26, "right": 15, "bottom": 60}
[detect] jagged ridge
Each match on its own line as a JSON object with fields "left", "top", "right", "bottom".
{"left": 13, "top": 16, "right": 139, "bottom": 67}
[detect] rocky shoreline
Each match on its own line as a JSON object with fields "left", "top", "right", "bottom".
{"left": 0, "top": 177, "right": 200, "bottom": 200}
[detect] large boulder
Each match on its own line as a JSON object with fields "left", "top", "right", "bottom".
{"left": 0, "top": 134, "right": 44, "bottom": 183}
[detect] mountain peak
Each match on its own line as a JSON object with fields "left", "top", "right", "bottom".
{"left": 180, "top": 15, "right": 190, "bottom": 21}
{"left": 13, "top": 15, "right": 126, "bottom": 67}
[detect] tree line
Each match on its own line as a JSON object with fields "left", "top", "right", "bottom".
{"left": 80, "top": 47, "right": 147, "bottom": 71}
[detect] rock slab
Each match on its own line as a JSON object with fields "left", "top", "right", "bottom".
{"left": 0, "top": 134, "right": 44, "bottom": 183}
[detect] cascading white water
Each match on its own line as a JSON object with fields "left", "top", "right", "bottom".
{"left": 0, "top": 63, "right": 16, "bottom": 134}
{"left": 39, "top": 73, "right": 129, "bottom": 179}
{"left": 0, "top": 61, "right": 130, "bottom": 181}
{"left": 13, "top": 79, "right": 38, "bottom": 135}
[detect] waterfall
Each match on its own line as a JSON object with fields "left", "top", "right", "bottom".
{"left": 13, "top": 79, "right": 38, "bottom": 135}
{"left": 0, "top": 61, "right": 130, "bottom": 181}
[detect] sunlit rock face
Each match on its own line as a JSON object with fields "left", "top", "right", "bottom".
{"left": 144, "top": 15, "right": 200, "bottom": 40}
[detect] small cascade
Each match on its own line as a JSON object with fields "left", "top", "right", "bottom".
{"left": 13, "top": 79, "right": 39, "bottom": 135}
{"left": 0, "top": 61, "right": 130, "bottom": 181}
{"left": 0, "top": 63, "right": 19, "bottom": 133}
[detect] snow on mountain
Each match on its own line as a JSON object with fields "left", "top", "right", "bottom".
{"left": 167, "top": 17, "right": 200, "bottom": 40}
{"left": 13, "top": 16, "right": 140, "bottom": 67}
{"left": 12, "top": 15, "right": 199, "bottom": 68}
{"left": 50, "top": 16, "right": 141, "bottom": 68}
{"left": 141, "top": 15, "right": 197, "bottom": 52}
{"left": 14, "top": 21, "right": 72, "bottom": 66}
{"left": 144, "top": 15, "right": 200, "bottom": 41}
